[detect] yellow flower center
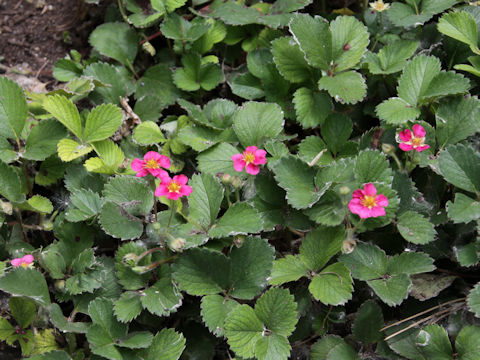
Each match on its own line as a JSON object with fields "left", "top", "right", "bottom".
{"left": 412, "top": 137, "right": 424, "bottom": 147}
{"left": 243, "top": 152, "right": 255, "bottom": 164}
{"left": 145, "top": 158, "right": 159, "bottom": 169}
{"left": 20, "top": 262, "right": 28, "bottom": 268}
{"left": 361, "top": 195, "right": 377, "bottom": 209}
{"left": 168, "top": 181, "right": 181, "bottom": 193}
{"left": 370, "top": 1, "right": 389, "bottom": 11}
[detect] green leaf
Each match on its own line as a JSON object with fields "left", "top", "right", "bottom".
{"left": 269, "top": 255, "right": 309, "bottom": 286}
{"left": 103, "top": 176, "right": 153, "bottom": 216}
{"left": 86, "top": 324, "right": 122, "bottom": 360}
{"left": 161, "top": 14, "right": 210, "bottom": 42}
{"left": 420, "top": 71, "right": 470, "bottom": 101}
{"left": 193, "top": 19, "right": 227, "bottom": 54}
{"left": 447, "top": 193, "right": 480, "bottom": 223}
{"left": 86, "top": 140, "right": 124, "bottom": 174}
{"left": 254, "top": 333, "right": 291, "bottom": 360}
{"left": 0, "top": 161, "right": 25, "bottom": 203}
{"left": 0, "top": 268, "right": 50, "bottom": 306}
{"left": 53, "top": 58, "right": 83, "bottom": 82}
{"left": 197, "top": 142, "right": 240, "bottom": 176}
{"left": 254, "top": 287, "right": 298, "bottom": 337}
{"left": 0, "top": 317, "right": 14, "bottom": 340}
{"left": 173, "top": 248, "right": 230, "bottom": 296}
{"left": 272, "top": 156, "right": 323, "bottom": 209}
{"left": 43, "top": 95, "right": 83, "bottom": 139}
{"left": 116, "top": 332, "right": 153, "bottom": 349}
{"left": 326, "top": 342, "right": 361, "bottom": 360}
{"left": 48, "top": 303, "right": 89, "bottom": 333}
{"left": 141, "top": 277, "right": 183, "bottom": 317}
{"left": 82, "top": 104, "right": 123, "bottom": 143}
{"left": 366, "top": 40, "right": 419, "bottom": 75}
{"left": 9, "top": 297, "right": 36, "bottom": 329}
{"left": 292, "top": 88, "right": 332, "bottom": 128}
{"left": 271, "top": 37, "right": 313, "bottom": 83}
{"left": 28, "top": 350, "right": 72, "bottom": 360}
{"left": 416, "top": 325, "right": 453, "bottom": 360}
{"left": 410, "top": 274, "right": 457, "bottom": 301}
{"left": 65, "top": 188, "right": 103, "bottom": 222}
{"left": 26, "top": 195, "right": 53, "bottom": 214}
{"left": 224, "top": 305, "right": 263, "bottom": 359}
{"left": 99, "top": 201, "right": 143, "bottom": 240}
{"left": 387, "top": 252, "right": 435, "bottom": 276}
{"left": 200, "top": 295, "right": 240, "bottom": 337}
{"left": 229, "top": 72, "right": 264, "bottom": 100}
{"left": 188, "top": 173, "right": 224, "bottom": 229}
{"left": 209, "top": 202, "right": 263, "bottom": 238}
{"left": 467, "top": 283, "right": 480, "bottom": 318}
{"left": 353, "top": 300, "right": 383, "bottom": 344}
{"left": 132, "top": 121, "right": 166, "bottom": 145}
{"left": 299, "top": 226, "right": 344, "bottom": 271}
{"left": 456, "top": 326, "right": 480, "bottom": 360}
{"left": 438, "top": 144, "right": 480, "bottom": 194}
{"left": 31, "top": 329, "right": 59, "bottom": 356}
{"left": 304, "top": 191, "right": 344, "bottom": 226}
{"left": 113, "top": 291, "right": 142, "bottom": 323}
{"left": 309, "top": 262, "right": 353, "bottom": 306}
{"left": 173, "top": 52, "right": 222, "bottom": 91}
{"left": 340, "top": 242, "right": 388, "bottom": 281}
{"left": 89, "top": 297, "right": 127, "bottom": 338}
{"left": 367, "top": 274, "right": 411, "bottom": 307}
{"left": 0, "top": 76, "right": 27, "bottom": 140}
{"left": 297, "top": 136, "right": 333, "bottom": 167}
{"left": 354, "top": 150, "right": 392, "bottom": 184}
{"left": 23, "top": 119, "right": 68, "bottom": 161}
{"left": 115, "top": 243, "right": 149, "bottom": 290}
{"left": 233, "top": 101, "right": 284, "bottom": 147}
{"left": 89, "top": 22, "right": 138, "bottom": 66}
{"left": 376, "top": 98, "right": 421, "bottom": 125}
{"left": 397, "top": 211, "right": 436, "bottom": 244}
{"left": 438, "top": 11, "right": 479, "bottom": 52}
{"left": 139, "top": 328, "right": 186, "bottom": 360}
{"left": 318, "top": 71, "right": 366, "bottom": 105}
{"left": 310, "top": 335, "right": 345, "bottom": 360}
{"left": 388, "top": 0, "right": 457, "bottom": 27}
{"left": 57, "top": 138, "right": 93, "bottom": 162}
{"left": 289, "top": 14, "right": 332, "bottom": 70}
{"left": 436, "top": 96, "right": 480, "bottom": 147}
{"left": 322, "top": 113, "right": 352, "bottom": 154}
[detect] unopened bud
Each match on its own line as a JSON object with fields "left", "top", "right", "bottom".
{"left": 54, "top": 280, "right": 66, "bottom": 291}
{"left": 142, "top": 41, "right": 156, "bottom": 56}
{"left": 339, "top": 186, "right": 351, "bottom": 196}
{"left": 169, "top": 237, "right": 186, "bottom": 252}
{"left": 234, "top": 235, "right": 245, "bottom": 247}
{"left": 231, "top": 176, "right": 243, "bottom": 189}
{"left": 152, "top": 222, "right": 161, "bottom": 231}
{"left": 342, "top": 238, "right": 356, "bottom": 254}
{"left": 220, "top": 173, "right": 232, "bottom": 185}
{"left": 41, "top": 219, "right": 54, "bottom": 231}
{"left": 0, "top": 200, "right": 12, "bottom": 215}
{"left": 382, "top": 143, "right": 395, "bottom": 154}
{"left": 122, "top": 253, "right": 139, "bottom": 266}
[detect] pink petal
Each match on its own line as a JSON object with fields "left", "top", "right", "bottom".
{"left": 144, "top": 151, "right": 161, "bottom": 162}
{"left": 398, "top": 129, "right": 412, "bottom": 142}
{"left": 415, "top": 145, "right": 430, "bottom": 152}
{"left": 254, "top": 149, "right": 267, "bottom": 165}
{"left": 375, "top": 194, "right": 389, "bottom": 207}
{"left": 233, "top": 158, "right": 246, "bottom": 172}
{"left": 245, "top": 146, "right": 258, "bottom": 153}
{"left": 348, "top": 198, "right": 364, "bottom": 214}
{"left": 245, "top": 163, "right": 260, "bottom": 175}
{"left": 11, "top": 258, "right": 23, "bottom": 267}
{"left": 135, "top": 169, "right": 149, "bottom": 177}
{"left": 150, "top": 168, "right": 169, "bottom": 179}
{"left": 180, "top": 184, "right": 193, "bottom": 196}
{"left": 174, "top": 174, "right": 189, "bottom": 185}
{"left": 22, "top": 255, "right": 34, "bottom": 264}
{"left": 155, "top": 184, "right": 169, "bottom": 197}
{"left": 351, "top": 189, "right": 364, "bottom": 199}
{"left": 131, "top": 158, "right": 145, "bottom": 172}
{"left": 368, "top": 206, "right": 386, "bottom": 218}
{"left": 166, "top": 192, "right": 181, "bottom": 200}
{"left": 158, "top": 173, "right": 171, "bottom": 183}
{"left": 158, "top": 155, "right": 171, "bottom": 169}
{"left": 412, "top": 124, "right": 426, "bottom": 138}
{"left": 399, "top": 143, "right": 413, "bottom": 152}
{"left": 363, "top": 183, "right": 377, "bottom": 196}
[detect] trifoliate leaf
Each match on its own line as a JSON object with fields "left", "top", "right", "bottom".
{"left": 299, "top": 226, "right": 345, "bottom": 271}
{"left": 447, "top": 193, "right": 480, "bottom": 223}
{"left": 0, "top": 268, "right": 50, "bottom": 306}
{"left": 438, "top": 144, "right": 480, "bottom": 194}
{"left": 82, "top": 103, "right": 123, "bottom": 143}
{"left": 173, "top": 52, "right": 222, "bottom": 91}
{"left": 0, "top": 76, "right": 27, "bottom": 140}
{"left": 43, "top": 95, "right": 83, "bottom": 139}
{"left": 366, "top": 40, "right": 419, "bottom": 75}
{"left": 132, "top": 121, "right": 166, "bottom": 145}
{"left": 438, "top": 11, "right": 479, "bottom": 53}
{"left": 318, "top": 71, "right": 366, "bottom": 104}
{"left": 89, "top": 22, "right": 138, "bottom": 66}
{"left": 269, "top": 255, "right": 309, "bottom": 286}
{"left": 141, "top": 277, "right": 183, "bottom": 317}
{"left": 57, "top": 138, "right": 93, "bottom": 162}
{"left": 339, "top": 242, "right": 388, "bottom": 281}
{"left": 200, "top": 295, "right": 240, "bottom": 337}
{"left": 271, "top": 37, "right": 313, "bottom": 83}
{"left": 292, "top": 88, "right": 332, "bottom": 128}
{"left": 233, "top": 101, "right": 284, "bottom": 147}
{"left": 397, "top": 55, "right": 438, "bottom": 106}
{"left": 209, "top": 202, "right": 263, "bottom": 238}
{"left": 23, "top": 119, "right": 68, "bottom": 161}
{"left": 354, "top": 149, "right": 392, "bottom": 184}
{"left": 193, "top": 19, "right": 227, "bottom": 54}
{"left": 397, "top": 211, "right": 436, "bottom": 244}
{"left": 353, "top": 300, "right": 383, "bottom": 344}
{"left": 0, "top": 161, "right": 25, "bottom": 203}
{"left": 309, "top": 262, "right": 353, "bottom": 306}
{"left": 224, "top": 305, "right": 263, "bottom": 359}
{"left": 188, "top": 173, "right": 224, "bottom": 229}
{"left": 367, "top": 274, "right": 411, "bottom": 307}
{"left": 113, "top": 291, "right": 143, "bottom": 323}
{"left": 139, "top": 328, "right": 186, "bottom": 360}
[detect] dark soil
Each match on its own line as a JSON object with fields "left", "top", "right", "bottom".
{"left": 0, "top": 0, "right": 108, "bottom": 80}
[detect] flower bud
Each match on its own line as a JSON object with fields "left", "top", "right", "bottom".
{"left": 152, "top": 222, "right": 161, "bottom": 231}
{"left": 41, "top": 219, "right": 54, "bottom": 231}
{"left": 169, "top": 237, "right": 186, "bottom": 252}
{"left": 231, "top": 176, "right": 243, "bottom": 189}
{"left": 54, "top": 280, "right": 66, "bottom": 291}
{"left": 220, "top": 173, "right": 232, "bottom": 185}
{"left": 142, "top": 41, "right": 156, "bottom": 56}
{"left": 234, "top": 235, "right": 245, "bottom": 247}
{"left": 382, "top": 143, "right": 395, "bottom": 154}
{"left": 122, "top": 253, "right": 139, "bottom": 266}
{"left": 339, "top": 186, "right": 351, "bottom": 195}
{"left": 342, "top": 238, "right": 356, "bottom": 254}
{"left": 0, "top": 200, "right": 12, "bottom": 215}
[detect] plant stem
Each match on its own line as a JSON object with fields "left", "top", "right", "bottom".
{"left": 167, "top": 201, "right": 176, "bottom": 230}
{"left": 235, "top": 189, "right": 240, "bottom": 202}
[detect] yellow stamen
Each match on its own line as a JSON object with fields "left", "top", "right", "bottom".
{"left": 145, "top": 158, "right": 159, "bottom": 169}
{"left": 412, "top": 137, "right": 423, "bottom": 147}
{"left": 360, "top": 195, "right": 377, "bottom": 209}
{"left": 243, "top": 152, "right": 255, "bottom": 164}
{"left": 370, "top": 0, "right": 390, "bottom": 12}
{"left": 168, "top": 181, "right": 181, "bottom": 193}
{"left": 20, "top": 262, "right": 28, "bottom": 268}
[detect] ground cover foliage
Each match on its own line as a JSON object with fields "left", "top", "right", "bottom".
{"left": 1, "top": 0, "right": 480, "bottom": 358}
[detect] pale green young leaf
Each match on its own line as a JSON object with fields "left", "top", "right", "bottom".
{"left": 83, "top": 104, "right": 123, "bottom": 143}
{"left": 367, "top": 274, "right": 411, "bottom": 306}
{"left": 438, "top": 11, "right": 478, "bottom": 51}
{"left": 89, "top": 22, "right": 138, "bottom": 66}
{"left": 309, "top": 262, "right": 353, "bottom": 306}
{"left": 31, "top": 329, "right": 59, "bottom": 355}
{"left": 318, "top": 71, "right": 366, "bottom": 104}
{"left": 366, "top": 40, "right": 418, "bottom": 75}
{"left": 376, "top": 97, "right": 421, "bottom": 124}
{"left": 269, "top": 255, "right": 309, "bottom": 285}
{"left": 57, "top": 138, "right": 93, "bottom": 162}
{"left": 23, "top": 119, "right": 68, "bottom": 161}
{"left": 304, "top": 191, "right": 344, "bottom": 226}
{"left": 271, "top": 37, "right": 313, "bottom": 83}
{"left": 99, "top": 201, "right": 144, "bottom": 240}
{"left": 233, "top": 101, "right": 284, "bottom": 147}
{"left": 0, "top": 268, "right": 50, "bottom": 306}
{"left": 87, "top": 140, "right": 124, "bottom": 174}
{"left": 188, "top": 173, "right": 224, "bottom": 229}
{"left": 132, "top": 121, "right": 166, "bottom": 145}
{"left": 43, "top": 95, "right": 83, "bottom": 139}
{"left": 193, "top": 19, "right": 227, "bottom": 54}
{"left": 467, "top": 283, "right": 480, "bottom": 318}
{"left": 0, "top": 76, "right": 27, "bottom": 140}
{"left": 139, "top": 328, "right": 186, "bottom": 360}
{"left": 397, "top": 211, "right": 436, "bottom": 244}
{"left": 416, "top": 325, "right": 453, "bottom": 360}
{"left": 299, "top": 226, "right": 345, "bottom": 271}
{"left": 339, "top": 242, "right": 388, "bottom": 281}
{"left": 354, "top": 149, "right": 392, "bottom": 184}
{"left": 289, "top": 14, "right": 332, "bottom": 70}
{"left": 387, "top": 252, "right": 435, "bottom": 276}
{"left": 65, "top": 188, "right": 103, "bottom": 222}
{"left": 200, "top": 295, "right": 240, "bottom": 337}
{"left": 209, "top": 202, "right": 263, "bottom": 238}
{"left": 447, "top": 193, "right": 480, "bottom": 223}
{"left": 224, "top": 305, "right": 263, "bottom": 359}
{"left": 272, "top": 156, "right": 324, "bottom": 209}
{"left": 455, "top": 326, "right": 480, "bottom": 360}
{"left": 438, "top": 144, "right": 480, "bottom": 194}
{"left": 113, "top": 291, "right": 142, "bottom": 323}
{"left": 352, "top": 300, "right": 383, "bottom": 344}
{"left": 293, "top": 88, "right": 332, "bottom": 128}
{"left": 0, "top": 161, "right": 25, "bottom": 203}
{"left": 26, "top": 195, "right": 53, "bottom": 214}
{"left": 254, "top": 333, "right": 291, "bottom": 360}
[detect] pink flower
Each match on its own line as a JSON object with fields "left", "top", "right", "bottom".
{"left": 231, "top": 146, "right": 267, "bottom": 175}
{"left": 154, "top": 174, "right": 193, "bottom": 200}
{"left": 131, "top": 151, "right": 170, "bottom": 178}
{"left": 11, "top": 255, "right": 34, "bottom": 268}
{"left": 348, "top": 183, "right": 389, "bottom": 219}
{"left": 398, "top": 124, "right": 430, "bottom": 152}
